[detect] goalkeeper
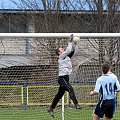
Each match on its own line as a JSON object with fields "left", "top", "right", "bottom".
{"left": 48, "top": 34, "right": 81, "bottom": 118}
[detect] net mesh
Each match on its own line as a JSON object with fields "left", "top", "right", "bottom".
{"left": 0, "top": 36, "right": 120, "bottom": 120}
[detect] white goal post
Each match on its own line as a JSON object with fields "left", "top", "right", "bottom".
{"left": 0, "top": 33, "right": 120, "bottom": 37}
{"left": 0, "top": 33, "right": 120, "bottom": 120}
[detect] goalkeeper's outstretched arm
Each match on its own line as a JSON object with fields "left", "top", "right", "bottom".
{"left": 55, "top": 34, "right": 80, "bottom": 58}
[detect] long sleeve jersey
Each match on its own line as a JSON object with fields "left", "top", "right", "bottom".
{"left": 58, "top": 42, "right": 75, "bottom": 76}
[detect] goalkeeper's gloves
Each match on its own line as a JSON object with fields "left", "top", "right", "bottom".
{"left": 69, "top": 34, "right": 74, "bottom": 42}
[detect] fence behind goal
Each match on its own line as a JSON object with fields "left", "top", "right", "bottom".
{"left": 0, "top": 33, "right": 120, "bottom": 120}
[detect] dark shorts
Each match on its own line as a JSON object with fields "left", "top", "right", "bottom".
{"left": 58, "top": 75, "right": 72, "bottom": 92}
{"left": 94, "top": 99, "right": 115, "bottom": 119}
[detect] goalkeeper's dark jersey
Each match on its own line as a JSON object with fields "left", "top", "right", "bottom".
{"left": 58, "top": 42, "right": 75, "bottom": 76}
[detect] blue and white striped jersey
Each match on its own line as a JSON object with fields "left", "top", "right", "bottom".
{"left": 108, "top": 71, "right": 117, "bottom": 80}
{"left": 94, "top": 73, "right": 120, "bottom": 100}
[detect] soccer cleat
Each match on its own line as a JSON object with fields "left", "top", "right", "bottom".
{"left": 75, "top": 104, "right": 82, "bottom": 109}
{"left": 48, "top": 107, "right": 54, "bottom": 118}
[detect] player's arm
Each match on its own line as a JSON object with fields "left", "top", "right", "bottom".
{"left": 115, "top": 83, "right": 120, "bottom": 92}
{"left": 67, "top": 34, "right": 79, "bottom": 58}
{"left": 59, "top": 34, "right": 74, "bottom": 59}
{"left": 60, "top": 34, "right": 80, "bottom": 59}
{"left": 67, "top": 50, "right": 75, "bottom": 58}
{"left": 115, "top": 77, "right": 120, "bottom": 92}
{"left": 90, "top": 91, "right": 99, "bottom": 96}
{"left": 59, "top": 42, "right": 73, "bottom": 59}
{"left": 90, "top": 78, "right": 101, "bottom": 96}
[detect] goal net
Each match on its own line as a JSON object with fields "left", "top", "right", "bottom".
{"left": 0, "top": 33, "right": 120, "bottom": 120}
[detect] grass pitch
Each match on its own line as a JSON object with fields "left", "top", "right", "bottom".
{"left": 0, "top": 107, "right": 120, "bottom": 120}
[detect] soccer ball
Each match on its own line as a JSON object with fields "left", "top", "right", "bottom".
{"left": 73, "top": 36, "right": 80, "bottom": 42}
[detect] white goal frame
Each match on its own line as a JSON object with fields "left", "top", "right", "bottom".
{"left": 0, "top": 33, "right": 120, "bottom": 120}
{"left": 0, "top": 33, "right": 120, "bottom": 38}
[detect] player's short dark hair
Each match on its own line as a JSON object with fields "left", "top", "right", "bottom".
{"left": 102, "top": 63, "right": 110, "bottom": 74}
{"left": 55, "top": 48, "right": 60, "bottom": 56}
{"left": 104, "top": 61, "right": 111, "bottom": 66}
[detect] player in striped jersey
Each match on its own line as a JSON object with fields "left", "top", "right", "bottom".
{"left": 106, "top": 61, "right": 118, "bottom": 114}
{"left": 90, "top": 62, "right": 120, "bottom": 120}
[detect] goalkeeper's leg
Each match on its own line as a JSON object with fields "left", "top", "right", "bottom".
{"left": 58, "top": 75, "right": 81, "bottom": 109}
{"left": 48, "top": 86, "right": 65, "bottom": 118}
{"left": 67, "top": 84, "right": 81, "bottom": 109}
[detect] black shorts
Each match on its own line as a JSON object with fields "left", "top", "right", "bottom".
{"left": 94, "top": 99, "right": 115, "bottom": 119}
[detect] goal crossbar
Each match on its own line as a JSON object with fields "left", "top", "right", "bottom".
{"left": 0, "top": 33, "right": 120, "bottom": 38}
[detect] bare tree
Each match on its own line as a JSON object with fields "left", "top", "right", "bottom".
{"left": 0, "top": 0, "right": 120, "bottom": 64}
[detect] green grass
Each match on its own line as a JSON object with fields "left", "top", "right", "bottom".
{"left": 0, "top": 108, "right": 120, "bottom": 120}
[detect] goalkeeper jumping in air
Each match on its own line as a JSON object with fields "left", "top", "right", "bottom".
{"left": 48, "top": 34, "right": 81, "bottom": 118}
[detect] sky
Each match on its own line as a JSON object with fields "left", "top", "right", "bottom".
{"left": 0, "top": 0, "right": 16, "bottom": 9}
{"left": 0, "top": 0, "right": 119, "bottom": 10}
{"left": 0, "top": 0, "right": 42, "bottom": 9}
{"left": 0, "top": 0, "right": 88, "bottom": 10}
{"left": 0, "top": 0, "right": 20, "bottom": 9}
